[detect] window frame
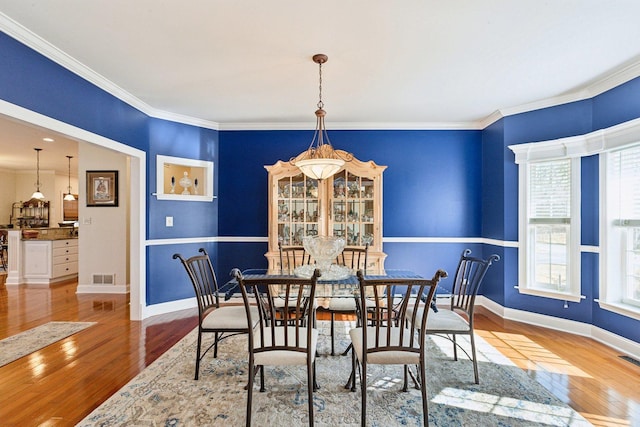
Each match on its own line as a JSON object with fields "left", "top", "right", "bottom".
{"left": 600, "top": 143, "right": 640, "bottom": 320}
{"left": 511, "top": 116, "right": 640, "bottom": 318}
{"left": 515, "top": 155, "right": 582, "bottom": 302}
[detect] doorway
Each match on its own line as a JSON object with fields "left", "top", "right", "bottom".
{"left": 0, "top": 99, "right": 146, "bottom": 320}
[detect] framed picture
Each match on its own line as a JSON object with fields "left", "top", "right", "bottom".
{"left": 155, "top": 155, "right": 214, "bottom": 202}
{"left": 86, "top": 170, "right": 119, "bottom": 207}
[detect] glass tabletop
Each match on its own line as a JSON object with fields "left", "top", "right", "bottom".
{"left": 223, "top": 269, "right": 423, "bottom": 299}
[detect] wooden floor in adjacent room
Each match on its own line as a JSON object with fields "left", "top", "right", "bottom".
{"left": 0, "top": 275, "right": 638, "bottom": 426}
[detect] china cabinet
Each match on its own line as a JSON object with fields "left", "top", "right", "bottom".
{"left": 265, "top": 150, "right": 386, "bottom": 274}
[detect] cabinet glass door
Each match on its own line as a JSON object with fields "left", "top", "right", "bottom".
{"left": 331, "top": 171, "right": 375, "bottom": 246}
{"left": 277, "top": 173, "right": 319, "bottom": 245}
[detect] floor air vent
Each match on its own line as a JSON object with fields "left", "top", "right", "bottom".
{"left": 92, "top": 274, "right": 115, "bottom": 285}
{"left": 619, "top": 355, "right": 640, "bottom": 367}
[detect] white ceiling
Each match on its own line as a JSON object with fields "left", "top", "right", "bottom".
{"left": 1, "top": 1, "right": 640, "bottom": 172}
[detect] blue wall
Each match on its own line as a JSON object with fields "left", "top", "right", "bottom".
{"left": 1, "top": 32, "right": 219, "bottom": 305}
{"left": 1, "top": 30, "right": 638, "bottom": 342}
{"left": 488, "top": 83, "right": 640, "bottom": 342}
{"left": 217, "top": 129, "right": 483, "bottom": 289}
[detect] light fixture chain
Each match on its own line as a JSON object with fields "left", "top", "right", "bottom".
{"left": 317, "top": 60, "right": 323, "bottom": 110}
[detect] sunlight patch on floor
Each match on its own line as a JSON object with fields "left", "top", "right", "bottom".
{"left": 431, "top": 387, "right": 592, "bottom": 426}
{"left": 476, "top": 330, "right": 592, "bottom": 378}
{"left": 581, "top": 412, "right": 631, "bottom": 426}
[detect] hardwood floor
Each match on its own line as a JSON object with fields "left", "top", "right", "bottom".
{"left": 0, "top": 275, "right": 638, "bottom": 426}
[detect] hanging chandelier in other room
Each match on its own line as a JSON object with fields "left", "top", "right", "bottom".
{"left": 30, "top": 147, "right": 45, "bottom": 201}
{"left": 292, "top": 54, "right": 352, "bottom": 180}
{"left": 64, "top": 155, "right": 76, "bottom": 201}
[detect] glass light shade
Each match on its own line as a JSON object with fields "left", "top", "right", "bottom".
{"left": 295, "top": 158, "right": 344, "bottom": 180}
{"left": 64, "top": 193, "right": 76, "bottom": 201}
{"left": 31, "top": 190, "right": 45, "bottom": 200}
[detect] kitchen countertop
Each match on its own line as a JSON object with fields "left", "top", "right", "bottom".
{"left": 20, "top": 227, "right": 78, "bottom": 241}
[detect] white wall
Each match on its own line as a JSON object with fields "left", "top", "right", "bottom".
{"left": 0, "top": 169, "right": 78, "bottom": 226}
{"left": 78, "top": 143, "right": 128, "bottom": 291}
{"left": 0, "top": 169, "right": 16, "bottom": 225}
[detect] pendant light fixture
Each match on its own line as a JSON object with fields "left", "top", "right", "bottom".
{"left": 30, "top": 148, "right": 45, "bottom": 201}
{"left": 292, "top": 54, "right": 352, "bottom": 180}
{"left": 64, "top": 155, "right": 76, "bottom": 201}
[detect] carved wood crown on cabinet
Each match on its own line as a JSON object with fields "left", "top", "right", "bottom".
{"left": 265, "top": 151, "right": 387, "bottom": 274}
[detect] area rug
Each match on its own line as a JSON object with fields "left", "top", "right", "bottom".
{"left": 0, "top": 321, "right": 96, "bottom": 368}
{"left": 78, "top": 321, "right": 591, "bottom": 426}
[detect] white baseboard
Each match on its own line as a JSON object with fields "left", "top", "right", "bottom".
{"left": 477, "top": 296, "right": 640, "bottom": 361}
{"left": 143, "top": 296, "right": 197, "bottom": 318}
{"left": 76, "top": 284, "right": 129, "bottom": 294}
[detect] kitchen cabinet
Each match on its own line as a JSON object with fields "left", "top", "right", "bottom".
{"left": 265, "top": 151, "right": 386, "bottom": 274}
{"left": 23, "top": 238, "right": 78, "bottom": 285}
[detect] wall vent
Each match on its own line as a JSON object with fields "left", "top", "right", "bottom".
{"left": 620, "top": 355, "right": 640, "bottom": 367}
{"left": 92, "top": 274, "right": 116, "bottom": 285}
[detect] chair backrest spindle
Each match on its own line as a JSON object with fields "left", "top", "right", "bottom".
{"left": 278, "top": 242, "right": 311, "bottom": 275}
{"left": 449, "top": 249, "right": 500, "bottom": 321}
{"left": 355, "top": 270, "right": 447, "bottom": 362}
{"left": 173, "top": 248, "right": 221, "bottom": 319}
{"left": 234, "top": 268, "right": 320, "bottom": 356}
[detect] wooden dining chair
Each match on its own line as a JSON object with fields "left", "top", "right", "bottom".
{"left": 234, "top": 268, "right": 321, "bottom": 427}
{"left": 409, "top": 249, "right": 500, "bottom": 384}
{"left": 173, "top": 248, "right": 258, "bottom": 380}
{"left": 350, "top": 269, "right": 447, "bottom": 427}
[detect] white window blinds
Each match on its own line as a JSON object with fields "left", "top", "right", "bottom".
{"left": 529, "top": 159, "right": 571, "bottom": 223}
{"left": 610, "top": 145, "right": 640, "bottom": 226}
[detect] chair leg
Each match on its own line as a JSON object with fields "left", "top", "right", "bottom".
{"left": 213, "top": 332, "right": 220, "bottom": 358}
{"left": 259, "top": 365, "right": 266, "bottom": 392}
{"left": 313, "top": 360, "right": 320, "bottom": 391}
{"left": 345, "top": 346, "right": 357, "bottom": 391}
{"left": 419, "top": 360, "right": 429, "bottom": 427}
{"left": 470, "top": 332, "right": 479, "bottom": 384}
{"left": 402, "top": 365, "right": 409, "bottom": 392}
{"left": 360, "top": 361, "right": 367, "bottom": 427}
{"left": 452, "top": 334, "right": 458, "bottom": 361}
{"left": 330, "top": 312, "right": 336, "bottom": 356}
{"left": 246, "top": 362, "right": 254, "bottom": 427}
{"left": 340, "top": 343, "right": 352, "bottom": 356}
{"left": 307, "top": 359, "right": 315, "bottom": 425}
{"left": 194, "top": 329, "right": 203, "bottom": 380}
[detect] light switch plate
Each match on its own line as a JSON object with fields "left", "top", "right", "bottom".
{"left": 166, "top": 216, "right": 173, "bottom": 227}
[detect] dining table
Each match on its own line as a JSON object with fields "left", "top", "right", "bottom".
{"left": 223, "top": 268, "right": 427, "bottom": 301}
{"left": 223, "top": 268, "right": 445, "bottom": 390}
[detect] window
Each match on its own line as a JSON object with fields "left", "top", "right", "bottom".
{"left": 528, "top": 160, "right": 572, "bottom": 292}
{"left": 511, "top": 116, "right": 640, "bottom": 316}
{"left": 517, "top": 158, "right": 581, "bottom": 300}
{"left": 601, "top": 144, "right": 640, "bottom": 314}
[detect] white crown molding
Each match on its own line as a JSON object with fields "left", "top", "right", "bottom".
{"left": 478, "top": 62, "right": 640, "bottom": 129}
{"left": 149, "top": 110, "right": 219, "bottom": 131}
{"left": 219, "top": 121, "right": 483, "bottom": 131}
{"left": 0, "top": 13, "right": 157, "bottom": 117}
{"left": 2, "top": 11, "right": 640, "bottom": 132}
{"left": 509, "top": 116, "right": 640, "bottom": 163}
{"left": 585, "top": 58, "right": 640, "bottom": 98}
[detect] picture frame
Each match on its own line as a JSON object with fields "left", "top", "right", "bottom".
{"left": 86, "top": 170, "right": 119, "bottom": 207}
{"left": 155, "top": 155, "right": 214, "bottom": 202}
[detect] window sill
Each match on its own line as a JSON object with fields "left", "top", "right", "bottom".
{"left": 515, "top": 286, "right": 584, "bottom": 303}
{"left": 595, "top": 300, "right": 640, "bottom": 321}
